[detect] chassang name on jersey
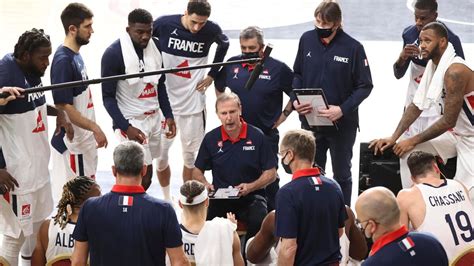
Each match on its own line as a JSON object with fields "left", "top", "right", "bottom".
{"left": 428, "top": 190, "right": 466, "bottom": 207}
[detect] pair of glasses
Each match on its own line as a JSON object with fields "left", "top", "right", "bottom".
{"left": 355, "top": 219, "right": 378, "bottom": 231}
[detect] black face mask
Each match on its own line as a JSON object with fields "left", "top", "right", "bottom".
{"left": 315, "top": 26, "right": 334, "bottom": 38}
{"left": 241, "top": 51, "right": 260, "bottom": 59}
{"left": 281, "top": 153, "right": 292, "bottom": 174}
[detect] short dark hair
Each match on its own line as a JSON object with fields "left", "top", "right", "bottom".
{"left": 407, "top": 151, "right": 437, "bottom": 177}
{"left": 187, "top": 0, "right": 211, "bottom": 17}
{"left": 13, "top": 28, "right": 51, "bottom": 59}
{"left": 60, "top": 2, "right": 93, "bottom": 34}
{"left": 281, "top": 129, "right": 316, "bottom": 162}
{"left": 422, "top": 21, "right": 448, "bottom": 39}
{"left": 240, "top": 26, "right": 264, "bottom": 47}
{"left": 314, "top": 0, "right": 342, "bottom": 24}
{"left": 113, "top": 141, "right": 145, "bottom": 176}
{"left": 415, "top": 0, "right": 438, "bottom": 12}
{"left": 128, "top": 8, "right": 153, "bottom": 24}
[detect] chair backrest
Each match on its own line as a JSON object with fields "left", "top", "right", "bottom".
{"left": 0, "top": 256, "right": 10, "bottom": 266}
{"left": 46, "top": 254, "right": 72, "bottom": 266}
{"left": 452, "top": 248, "right": 474, "bottom": 266}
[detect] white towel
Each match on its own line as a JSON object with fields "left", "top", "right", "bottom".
{"left": 413, "top": 43, "right": 456, "bottom": 110}
{"left": 119, "top": 33, "right": 162, "bottom": 85}
{"left": 195, "top": 217, "right": 236, "bottom": 266}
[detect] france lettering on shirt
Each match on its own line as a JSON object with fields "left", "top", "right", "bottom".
{"left": 168, "top": 37, "right": 204, "bottom": 53}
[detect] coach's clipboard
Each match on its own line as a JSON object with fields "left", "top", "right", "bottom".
{"left": 294, "top": 88, "right": 338, "bottom": 129}
{"left": 209, "top": 187, "right": 241, "bottom": 200}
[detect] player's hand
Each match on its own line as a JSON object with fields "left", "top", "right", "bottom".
{"left": 318, "top": 105, "right": 342, "bottom": 122}
{"left": 226, "top": 212, "right": 237, "bottom": 225}
{"left": 293, "top": 100, "right": 312, "bottom": 115}
{"left": 0, "top": 169, "right": 19, "bottom": 193}
{"left": 236, "top": 183, "right": 254, "bottom": 197}
{"left": 93, "top": 126, "right": 108, "bottom": 148}
{"left": 126, "top": 125, "right": 146, "bottom": 144}
{"left": 205, "top": 182, "right": 215, "bottom": 192}
{"left": 393, "top": 138, "right": 417, "bottom": 157}
{"left": 55, "top": 110, "right": 74, "bottom": 141}
{"left": 400, "top": 44, "right": 420, "bottom": 61}
{"left": 369, "top": 137, "right": 396, "bottom": 155}
{"left": 165, "top": 118, "right": 176, "bottom": 139}
{"left": 196, "top": 75, "right": 214, "bottom": 92}
{"left": 0, "top": 87, "right": 24, "bottom": 106}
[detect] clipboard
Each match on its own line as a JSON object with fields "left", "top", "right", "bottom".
{"left": 208, "top": 187, "right": 241, "bottom": 200}
{"left": 294, "top": 88, "right": 338, "bottom": 129}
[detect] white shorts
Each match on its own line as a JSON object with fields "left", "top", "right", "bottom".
{"left": 156, "top": 111, "right": 206, "bottom": 170}
{"left": 0, "top": 182, "right": 53, "bottom": 238}
{"left": 62, "top": 147, "right": 98, "bottom": 179}
{"left": 115, "top": 111, "right": 162, "bottom": 165}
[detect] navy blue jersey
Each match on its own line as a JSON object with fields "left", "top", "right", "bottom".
{"left": 215, "top": 56, "right": 293, "bottom": 134}
{"left": 101, "top": 38, "right": 173, "bottom": 131}
{"left": 364, "top": 226, "right": 448, "bottom": 266}
{"left": 194, "top": 120, "right": 276, "bottom": 196}
{"left": 394, "top": 23, "right": 464, "bottom": 79}
{"left": 275, "top": 168, "right": 347, "bottom": 265}
{"left": 293, "top": 29, "right": 373, "bottom": 128}
{"left": 73, "top": 185, "right": 182, "bottom": 266}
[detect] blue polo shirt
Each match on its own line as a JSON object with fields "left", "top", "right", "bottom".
{"left": 292, "top": 29, "right": 373, "bottom": 128}
{"left": 394, "top": 22, "right": 464, "bottom": 79}
{"left": 194, "top": 119, "right": 276, "bottom": 196}
{"left": 73, "top": 184, "right": 182, "bottom": 266}
{"left": 275, "top": 168, "right": 347, "bottom": 265}
{"left": 215, "top": 55, "right": 293, "bottom": 134}
{"left": 363, "top": 226, "right": 448, "bottom": 266}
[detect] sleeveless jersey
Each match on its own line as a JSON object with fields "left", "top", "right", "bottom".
{"left": 45, "top": 221, "right": 76, "bottom": 262}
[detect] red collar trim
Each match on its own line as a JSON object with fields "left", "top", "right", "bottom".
{"left": 370, "top": 226, "right": 409, "bottom": 256}
{"left": 292, "top": 168, "right": 321, "bottom": 181}
{"left": 221, "top": 118, "right": 248, "bottom": 144}
{"left": 111, "top": 184, "right": 145, "bottom": 193}
{"left": 242, "top": 63, "right": 255, "bottom": 71}
{"left": 320, "top": 38, "right": 329, "bottom": 46}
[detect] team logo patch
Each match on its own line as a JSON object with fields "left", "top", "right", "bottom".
{"left": 262, "top": 69, "right": 269, "bottom": 75}
{"left": 399, "top": 237, "right": 415, "bottom": 253}
{"left": 21, "top": 204, "right": 31, "bottom": 217}
{"left": 173, "top": 60, "right": 191, "bottom": 79}
{"left": 246, "top": 139, "right": 252, "bottom": 145}
{"left": 242, "top": 140, "right": 255, "bottom": 151}
{"left": 138, "top": 83, "right": 158, "bottom": 98}
{"left": 32, "top": 111, "right": 46, "bottom": 133}
{"left": 171, "top": 28, "right": 178, "bottom": 36}
{"left": 217, "top": 141, "right": 223, "bottom": 153}
{"left": 119, "top": 195, "right": 134, "bottom": 206}
{"left": 233, "top": 67, "right": 239, "bottom": 79}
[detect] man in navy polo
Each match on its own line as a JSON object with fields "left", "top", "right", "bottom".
{"left": 215, "top": 26, "right": 293, "bottom": 212}
{"left": 276, "top": 129, "right": 346, "bottom": 265}
{"left": 356, "top": 187, "right": 448, "bottom": 266}
{"left": 71, "top": 141, "right": 188, "bottom": 266}
{"left": 193, "top": 92, "right": 276, "bottom": 240}
{"left": 292, "top": 1, "right": 373, "bottom": 206}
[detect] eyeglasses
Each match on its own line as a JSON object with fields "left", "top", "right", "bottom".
{"left": 278, "top": 149, "right": 289, "bottom": 158}
{"left": 355, "top": 218, "right": 378, "bottom": 231}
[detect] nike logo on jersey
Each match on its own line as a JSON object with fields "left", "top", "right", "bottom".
{"left": 173, "top": 60, "right": 191, "bottom": 79}
{"left": 168, "top": 37, "right": 204, "bottom": 53}
{"left": 32, "top": 111, "right": 45, "bottom": 133}
{"left": 138, "top": 83, "right": 158, "bottom": 98}
{"left": 171, "top": 28, "right": 178, "bottom": 36}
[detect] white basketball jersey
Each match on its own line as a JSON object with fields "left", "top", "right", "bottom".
{"left": 455, "top": 91, "right": 474, "bottom": 137}
{"left": 416, "top": 179, "right": 474, "bottom": 262}
{"left": 45, "top": 221, "right": 76, "bottom": 262}
{"left": 180, "top": 225, "right": 198, "bottom": 264}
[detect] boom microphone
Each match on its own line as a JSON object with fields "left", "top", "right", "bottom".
{"left": 244, "top": 44, "right": 274, "bottom": 90}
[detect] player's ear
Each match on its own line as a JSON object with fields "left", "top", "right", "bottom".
{"left": 111, "top": 166, "right": 117, "bottom": 177}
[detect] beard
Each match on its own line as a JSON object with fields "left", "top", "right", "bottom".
{"left": 26, "top": 64, "right": 45, "bottom": 77}
{"left": 75, "top": 34, "right": 90, "bottom": 46}
{"left": 426, "top": 43, "right": 441, "bottom": 61}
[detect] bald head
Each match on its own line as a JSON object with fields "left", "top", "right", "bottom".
{"left": 356, "top": 187, "right": 400, "bottom": 227}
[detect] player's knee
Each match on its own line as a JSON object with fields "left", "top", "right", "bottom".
{"left": 182, "top": 152, "right": 196, "bottom": 169}
{"left": 156, "top": 158, "right": 169, "bottom": 172}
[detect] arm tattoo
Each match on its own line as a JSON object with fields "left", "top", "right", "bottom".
{"left": 392, "top": 103, "right": 422, "bottom": 140}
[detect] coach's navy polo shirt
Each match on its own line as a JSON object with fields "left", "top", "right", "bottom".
{"left": 275, "top": 168, "right": 347, "bottom": 265}
{"left": 364, "top": 226, "right": 448, "bottom": 266}
{"left": 215, "top": 56, "right": 293, "bottom": 134}
{"left": 194, "top": 119, "right": 276, "bottom": 196}
{"left": 73, "top": 184, "right": 182, "bottom": 266}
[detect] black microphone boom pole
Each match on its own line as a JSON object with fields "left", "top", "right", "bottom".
{"left": 0, "top": 58, "right": 261, "bottom": 98}
{"left": 244, "top": 43, "right": 273, "bottom": 90}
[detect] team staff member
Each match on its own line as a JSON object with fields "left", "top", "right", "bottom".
{"left": 292, "top": 0, "right": 373, "bottom": 206}
{"left": 356, "top": 187, "right": 448, "bottom": 265}
{"left": 153, "top": 0, "right": 229, "bottom": 200}
{"left": 397, "top": 151, "right": 474, "bottom": 264}
{"left": 102, "top": 8, "right": 176, "bottom": 190}
{"left": 31, "top": 176, "right": 101, "bottom": 265}
{"left": 276, "top": 129, "right": 346, "bottom": 265}
{"left": 51, "top": 3, "right": 107, "bottom": 179}
{"left": 393, "top": 0, "right": 464, "bottom": 188}
{"left": 72, "top": 142, "right": 188, "bottom": 266}
{"left": 215, "top": 26, "right": 293, "bottom": 212}
{"left": 193, "top": 92, "right": 276, "bottom": 240}
{"left": 0, "top": 29, "right": 56, "bottom": 266}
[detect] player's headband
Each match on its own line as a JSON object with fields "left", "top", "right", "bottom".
{"left": 179, "top": 189, "right": 208, "bottom": 206}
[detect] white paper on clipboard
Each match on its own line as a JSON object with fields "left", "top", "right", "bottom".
{"left": 294, "top": 88, "right": 335, "bottom": 127}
